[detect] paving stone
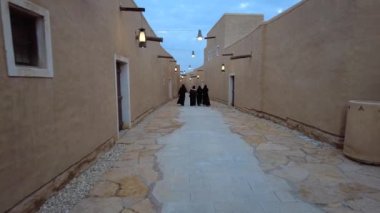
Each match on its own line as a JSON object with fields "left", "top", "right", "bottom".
{"left": 162, "top": 202, "right": 214, "bottom": 213}
{"left": 89, "top": 181, "right": 119, "bottom": 197}
{"left": 116, "top": 176, "right": 149, "bottom": 198}
{"left": 345, "top": 197, "right": 380, "bottom": 213}
{"left": 274, "top": 191, "right": 298, "bottom": 202}
{"left": 129, "top": 199, "right": 156, "bottom": 213}
{"left": 259, "top": 201, "right": 323, "bottom": 213}
{"left": 271, "top": 162, "right": 310, "bottom": 183}
{"left": 71, "top": 197, "right": 123, "bottom": 213}
{"left": 256, "top": 143, "right": 290, "bottom": 151}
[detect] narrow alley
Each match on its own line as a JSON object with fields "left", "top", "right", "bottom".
{"left": 40, "top": 100, "right": 380, "bottom": 213}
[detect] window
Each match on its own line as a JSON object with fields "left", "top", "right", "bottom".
{"left": 1, "top": 0, "right": 53, "bottom": 77}
{"left": 216, "top": 45, "right": 220, "bottom": 57}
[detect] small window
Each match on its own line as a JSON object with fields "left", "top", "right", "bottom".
{"left": 216, "top": 45, "right": 220, "bottom": 57}
{"left": 10, "top": 5, "right": 40, "bottom": 66}
{"left": 1, "top": 0, "right": 54, "bottom": 78}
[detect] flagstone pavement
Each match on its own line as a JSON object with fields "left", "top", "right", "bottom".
{"left": 57, "top": 99, "right": 380, "bottom": 213}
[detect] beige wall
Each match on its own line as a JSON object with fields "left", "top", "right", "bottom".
{"left": 0, "top": 0, "right": 179, "bottom": 211}
{"left": 204, "top": 0, "right": 380, "bottom": 139}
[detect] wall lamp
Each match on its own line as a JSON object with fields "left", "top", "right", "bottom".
{"left": 174, "top": 66, "right": 178, "bottom": 72}
{"left": 136, "top": 30, "right": 163, "bottom": 48}
{"left": 138, "top": 28, "right": 147, "bottom": 48}
{"left": 221, "top": 64, "right": 226, "bottom": 72}
{"left": 197, "top": 75, "right": 200, "bottom": 79}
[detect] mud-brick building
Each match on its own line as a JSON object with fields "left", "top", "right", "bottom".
{"left": 0, "top": 0, "right": 179, "bottom": 211}
{"left": 203, "top": 0, "right": 380, "bottom": 146}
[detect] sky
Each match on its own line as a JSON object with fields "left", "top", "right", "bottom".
{"left": 134, "top": 0, "right": 301, "bottom": 73}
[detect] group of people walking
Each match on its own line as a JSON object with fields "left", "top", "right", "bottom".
{"left": 177, "top": 84, "right": 210, "bottom": 107}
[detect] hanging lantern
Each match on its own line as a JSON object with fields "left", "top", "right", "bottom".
{"left": 192, "top": 51, "right": 195, "bottom": 58}
{"left": 188, "top": 65, "right": 192, "bottom": 70}
{"left": 221, "top": 64, "right": 225, "bottom": 72}
{"left": 197, "top": 29, "right": 203, "bottom": 41}
{"left": 138, "top": 28, "right": 146, "bottom": 48}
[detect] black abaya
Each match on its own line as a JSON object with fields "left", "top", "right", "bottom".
{"left": 177, "top": 85, "right": 187, "bottom": 106}
{"left": 203, "top": 86, "right": 210, "bottom": 106}
{"left": 196, "top": 86, "right": 203, "bottom": 106}
{"left": 189, "top": 88, "right": 197, "bottom": 106}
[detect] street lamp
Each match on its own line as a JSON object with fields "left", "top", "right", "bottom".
{"left": 197, "top": 29, "right": 203, "bottom": 41}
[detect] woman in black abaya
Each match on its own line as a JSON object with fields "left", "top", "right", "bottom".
{"left": 196, "top": 86, "right": 203, "bottom": 106}
{"left": 202, "top": 85, "right": 210, "bottom": 106}
{"left": 177, "top": 84, "right": 187, "bottom": 106}
{"left": 189, "top": 86, "right": 197, "bottom": 106}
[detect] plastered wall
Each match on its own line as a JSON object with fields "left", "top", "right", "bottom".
{"left": 204, "top": 0, "right": 380, "bottom": 140}
{"left": 0, "top": 0, "right": 179, "bottom": 211}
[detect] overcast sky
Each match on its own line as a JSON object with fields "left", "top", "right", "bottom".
{"left": 134, "top": 0, "right": 301, "bottom": 72}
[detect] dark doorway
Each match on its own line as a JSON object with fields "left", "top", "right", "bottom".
{"left": 229, "top": 75, "right": 235, "bottom": 107}
{"left": 116, "top": 62, "right": 123, "bottom": 130}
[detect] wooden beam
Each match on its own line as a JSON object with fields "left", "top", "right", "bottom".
{"left": 120, "top": 7, "right": 145, "bottom": 12}
{"left": 222, "top": 53, "right": 233, "bottom": 56}
{"left": 157, "top": 55, "right": 173, "bottom": 59}
{"left": 147, "top": 36, "right": 163, "bottom": 42}
{"left": 230, "top": 54, "right": 252, "bottom": 60}
{"left": 205, "top": 36, "right": 216, "bottom": 39}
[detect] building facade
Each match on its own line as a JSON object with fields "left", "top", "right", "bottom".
{"left": 0, "top": 0, "right": 179, "bottom": 211}
{"left": 203, "top": 0, "right": 380, "bottom": 145}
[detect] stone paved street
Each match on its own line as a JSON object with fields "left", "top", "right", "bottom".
{"left": 45, "top": 99, "right": 380, "bottom": 212}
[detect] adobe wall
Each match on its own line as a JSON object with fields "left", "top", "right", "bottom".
{"left": 262, "top": 0, "right": 380, "bottom": 136}
{"left": 0, "top": 0, "right": 178, "bottom": 211}
{"left": 204, "top": 0, "right": 380, "bottom": 143}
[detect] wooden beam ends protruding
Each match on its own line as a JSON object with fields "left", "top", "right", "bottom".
{"left": 120, "top": 7, "right": 145, "bottom": 12}
{"left": 230, "top": 54, "right": 252, "bottom": 60}
{"left": 157, "top": 55, "right": 174, "bottom": 59}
